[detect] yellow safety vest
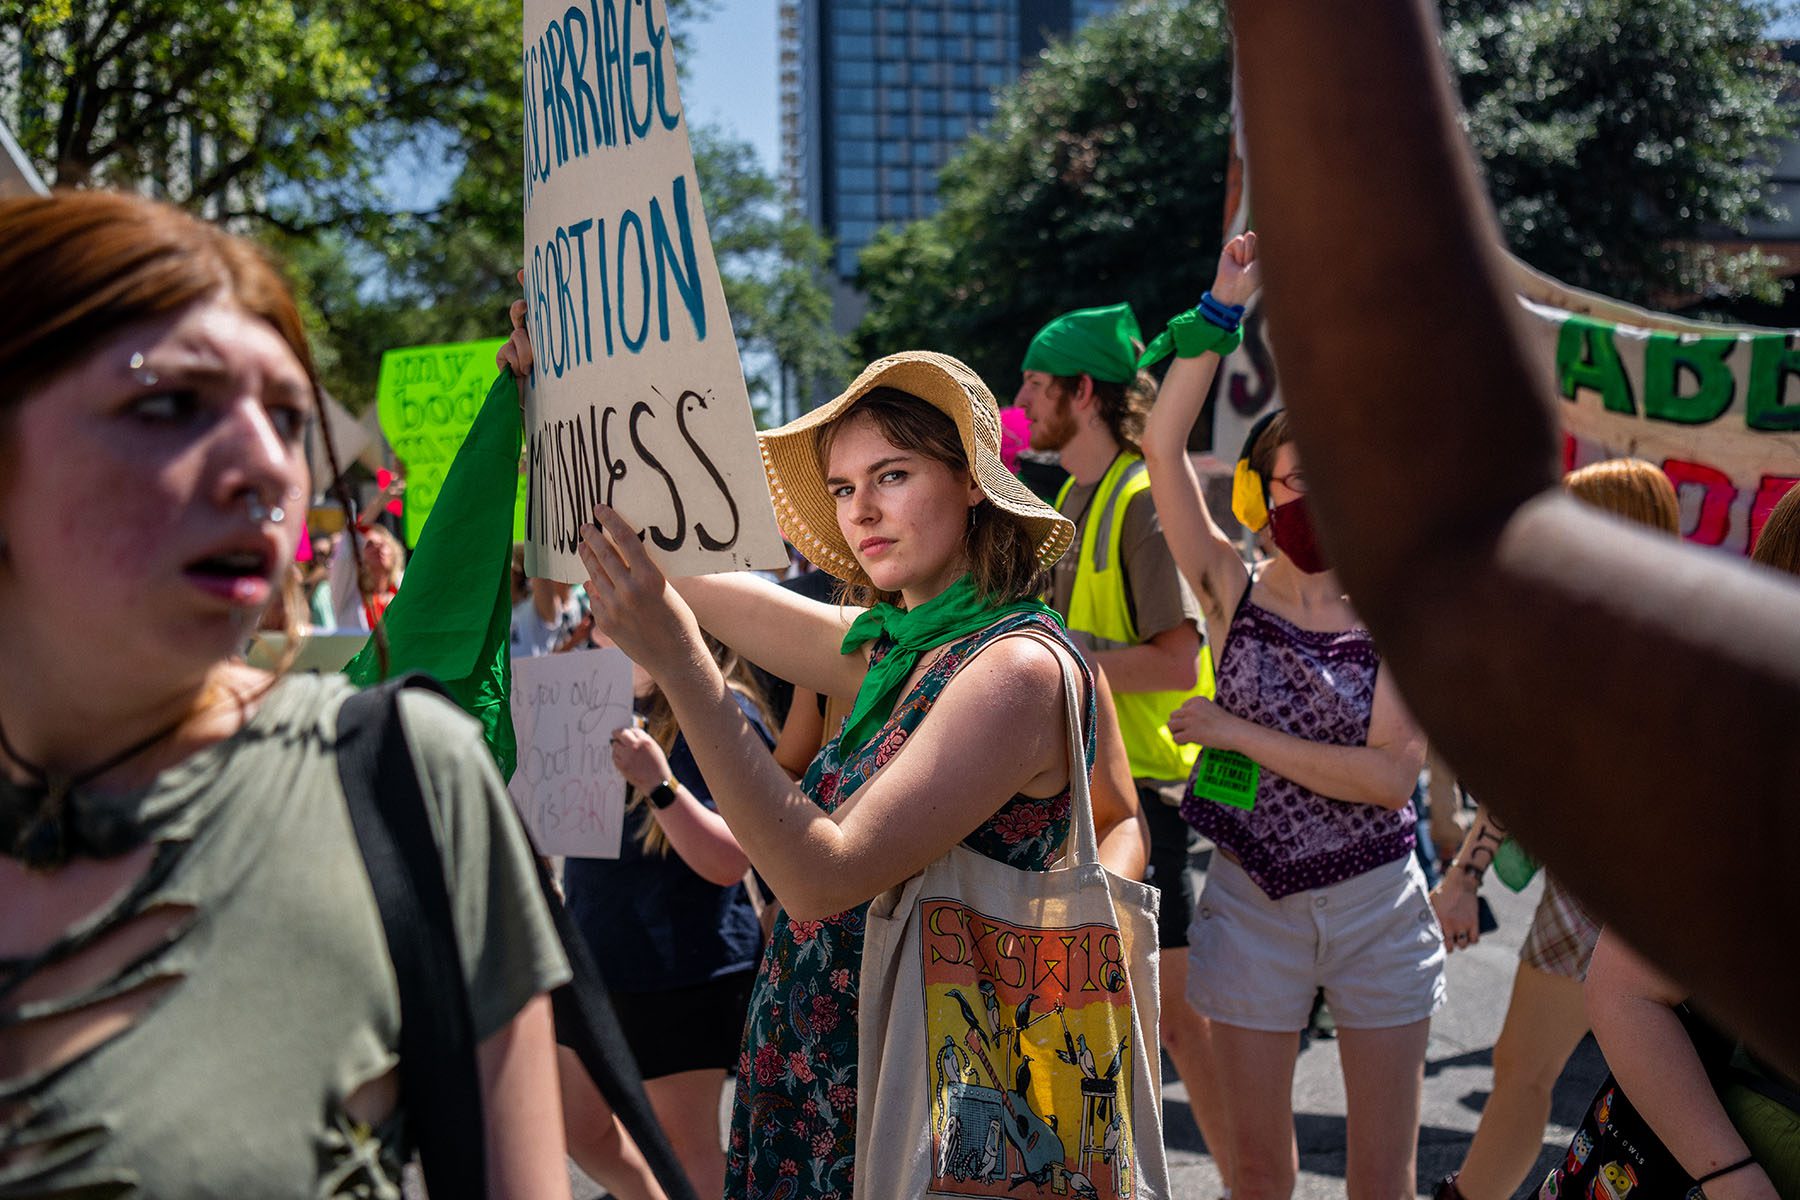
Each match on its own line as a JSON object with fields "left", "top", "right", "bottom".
{"left": 1057, "top": 453, "right": 1215, "bottom": 782}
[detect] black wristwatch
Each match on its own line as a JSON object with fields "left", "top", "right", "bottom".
{"left": 647, "top": 778, "right": 678, "bottom": 809}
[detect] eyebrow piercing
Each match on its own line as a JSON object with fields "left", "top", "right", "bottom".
{"left": 128, "top": 351, "right": 159, "bottom": 388}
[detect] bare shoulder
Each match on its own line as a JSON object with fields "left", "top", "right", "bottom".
{"left": 943, "top": 629, "right": 1070, "bottom": 716}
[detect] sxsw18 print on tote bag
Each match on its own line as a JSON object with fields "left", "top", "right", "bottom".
{"left": 922, "top": 899, "right": 1140, "bottom": 1199}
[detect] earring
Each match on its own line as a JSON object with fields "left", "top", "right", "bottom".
{"left": 128, "top": 351, "right": 159, "bottom": 388}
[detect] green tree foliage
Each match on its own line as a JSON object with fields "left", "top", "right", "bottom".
{"left": 697, "top": 131, "right": 852, "bottom": 423}
{"left": 856, "top": 0, "right": 1234, "bottom": 391}
{"left": 2, "top": 0, "right": 841, "bottom": 421}
{"left": 0, "top": 0, "right": 519, "bottom": 230}
{"left": 300, "top": 126, "right": 848, "bottom": 419}
{"left": 1442, "top": 0, "right": 1798, "bottom": 305}
{"left": 857, "top": 0, "right": 1798, "bottom": 384}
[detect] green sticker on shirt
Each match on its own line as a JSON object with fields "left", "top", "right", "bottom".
{"left": 1192, "top": 748, "right": 1260, "bottom": 810}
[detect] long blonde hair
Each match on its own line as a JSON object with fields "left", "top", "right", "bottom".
{"left": 631, "top": 634, "right": 773, "bottom": 856}
{"left": 359, "top": 523, "right": 406, "bottom": 592}
{"left": 1564, "top": 459, "right": 1680, "bottom": 534}
{"left": 1752, "top": 486, "right": 1800, "bottom": 576}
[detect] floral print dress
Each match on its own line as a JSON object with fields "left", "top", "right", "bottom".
{"left": 725, "top": 611, "right": 1089, "bottom": 1200}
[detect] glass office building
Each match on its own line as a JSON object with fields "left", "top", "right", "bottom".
{"left": 781, "top": 0, "right": 1122, "bottom": 286}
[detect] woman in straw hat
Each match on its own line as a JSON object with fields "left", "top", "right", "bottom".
{"left": 502, "top": 324, "right": 1093, "bottom": 1193}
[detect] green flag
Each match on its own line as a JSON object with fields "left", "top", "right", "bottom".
{"left": 346, "top": 371, "right": 523, "bottom": 778}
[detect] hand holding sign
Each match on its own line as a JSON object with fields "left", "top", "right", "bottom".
{"left": 576, "top": 503, "right": 706, "bottom": 682}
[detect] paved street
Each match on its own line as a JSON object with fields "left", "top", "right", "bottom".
{"left": 1159, "top": 849, "right": 1605, "bottom": 1200}
{"left": 574, "top": 846, "right": 1606, "bottom": 1200}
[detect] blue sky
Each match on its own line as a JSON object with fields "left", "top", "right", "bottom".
{"left": 683, "top": 2, "right": 782, "bottom": 175}
{"left": 376, "top": 3, "right": 782, "bottom": 214}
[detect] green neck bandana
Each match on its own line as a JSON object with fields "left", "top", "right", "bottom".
{"left": 1021, "top": 302, "right": 1142, "bottom": 384}
{"left": 838, "top": 573, "right": 1057, "bottom": 757}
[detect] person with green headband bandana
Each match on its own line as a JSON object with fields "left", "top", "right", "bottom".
{"left": 493, "top": 325, "right": 1100, "bottom": 1194}
{"left": 1018, "top": 302, "right": 1237, "bottom": 1187}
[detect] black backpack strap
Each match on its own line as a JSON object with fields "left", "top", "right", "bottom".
{"left": 337, "top": 674, "right": 486, "bottom": 1200}
{"left": 339, "top": 674, "right": 700, "bottom": 1200}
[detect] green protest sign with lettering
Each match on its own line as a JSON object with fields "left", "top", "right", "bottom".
{"left": 1192, "top": 748, "right": 1260, "bottom": 811}
{"left": 376, "top": 338, "right": 527, "bottom": 547}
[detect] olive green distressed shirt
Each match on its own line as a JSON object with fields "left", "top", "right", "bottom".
{"left": 0, "top": 673, "right": 569, "bottom": 1199}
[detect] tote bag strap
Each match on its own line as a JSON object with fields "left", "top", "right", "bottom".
{"left": 988, "top": 627, "right": 1101, "bottom": 870}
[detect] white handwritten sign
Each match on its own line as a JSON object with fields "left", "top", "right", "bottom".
{"left": 507, "top": 647, "right": 635, "bottom": 858}
{"left": 1211, "top": 95, "right": 1800, "bottom": 555}
{"left": 1214, "top": 263, "right": 1800, "bottom": 556}
{"left": 519, "top": 0, "right": 786, "bottom": 583}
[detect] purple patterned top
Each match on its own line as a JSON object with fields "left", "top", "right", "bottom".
{"left": 1181, "top": 588, "right": 1414, "bottom": 899}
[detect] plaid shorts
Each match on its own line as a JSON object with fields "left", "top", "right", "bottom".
{"left": 1519, "top": 872, "right": 1602, "bottom": 980}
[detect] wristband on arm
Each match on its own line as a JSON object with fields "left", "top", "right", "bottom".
{"left": 1136, "top": 291, "right": 1247, "bottom": 368}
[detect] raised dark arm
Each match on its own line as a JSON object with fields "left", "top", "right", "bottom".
{"left": 1229, "top": 0, "right": 1800, "bottom": 1075}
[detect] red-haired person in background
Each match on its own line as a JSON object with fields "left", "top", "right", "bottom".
{"left": 1432, "top": 459, "right": 1680, "bottom": 1200}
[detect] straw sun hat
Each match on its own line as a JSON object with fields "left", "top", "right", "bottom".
{"left": 758, "top": 350, "right": 1075, "bottom": 583}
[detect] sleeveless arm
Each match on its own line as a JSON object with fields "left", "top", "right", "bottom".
{"left": 1230, "top": 0, "right": 1800, "bottom": 1074}
{"left": 1586, "top": 934, "right": 1777, "bottom": 1197}
{"left": 1141, "top": 236, "right": 1260, "bottom": 622}
{"left": 668, "top": 633, "right": 1073, "bottom": 921}
{"left": 579, "top": 506, "right": 1075, "bottom": 920}
{"left": 672, "top": 571, "right": 870, "bottom": 701}
{"left": 1089, "top": 662, "right": 1150, "bottom": 881}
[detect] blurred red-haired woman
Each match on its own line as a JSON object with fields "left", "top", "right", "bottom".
{"left": 0, "top": 191, "right": 571, "bottom": 1198}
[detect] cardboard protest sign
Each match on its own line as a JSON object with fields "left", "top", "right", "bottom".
{"left": 1216, "top": 264, "right": 1800, "bottom": 556}
{"left": 507, "top": 646, "right": 635, "bottom": 859}
{"left": 303, "top": 389, "right": 373, "bottom": 493}
{"left": 376, "top": 339, "right": 529, "bottom": 547}
{"left": 1211, "top": 98, "right": 1800, "bottom": 555}
{"left": 245, "top": 632, "right": 369, "bottom": 675}
{"left": 1521, "top": 283, "right": 1800, "bottom": 553}
{"left": 519, "top": 0, "right": 786, "bottom": 582}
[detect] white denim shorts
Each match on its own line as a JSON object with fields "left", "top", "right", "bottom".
{"left": 1186, "top": 850, "right": 1447, "bottom": 1032}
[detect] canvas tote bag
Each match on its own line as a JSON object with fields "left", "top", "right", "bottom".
{"left": 853, "top": 631, "right": 1171, "bottom": 1200}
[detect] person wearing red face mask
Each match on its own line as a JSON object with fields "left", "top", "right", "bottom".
{"left": 1141, "top": 235, "right": 1437, "bottom": 1200}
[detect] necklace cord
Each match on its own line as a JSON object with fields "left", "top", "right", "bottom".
{"left": 0, "top": 704, "right": 200, "bottom": 793}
